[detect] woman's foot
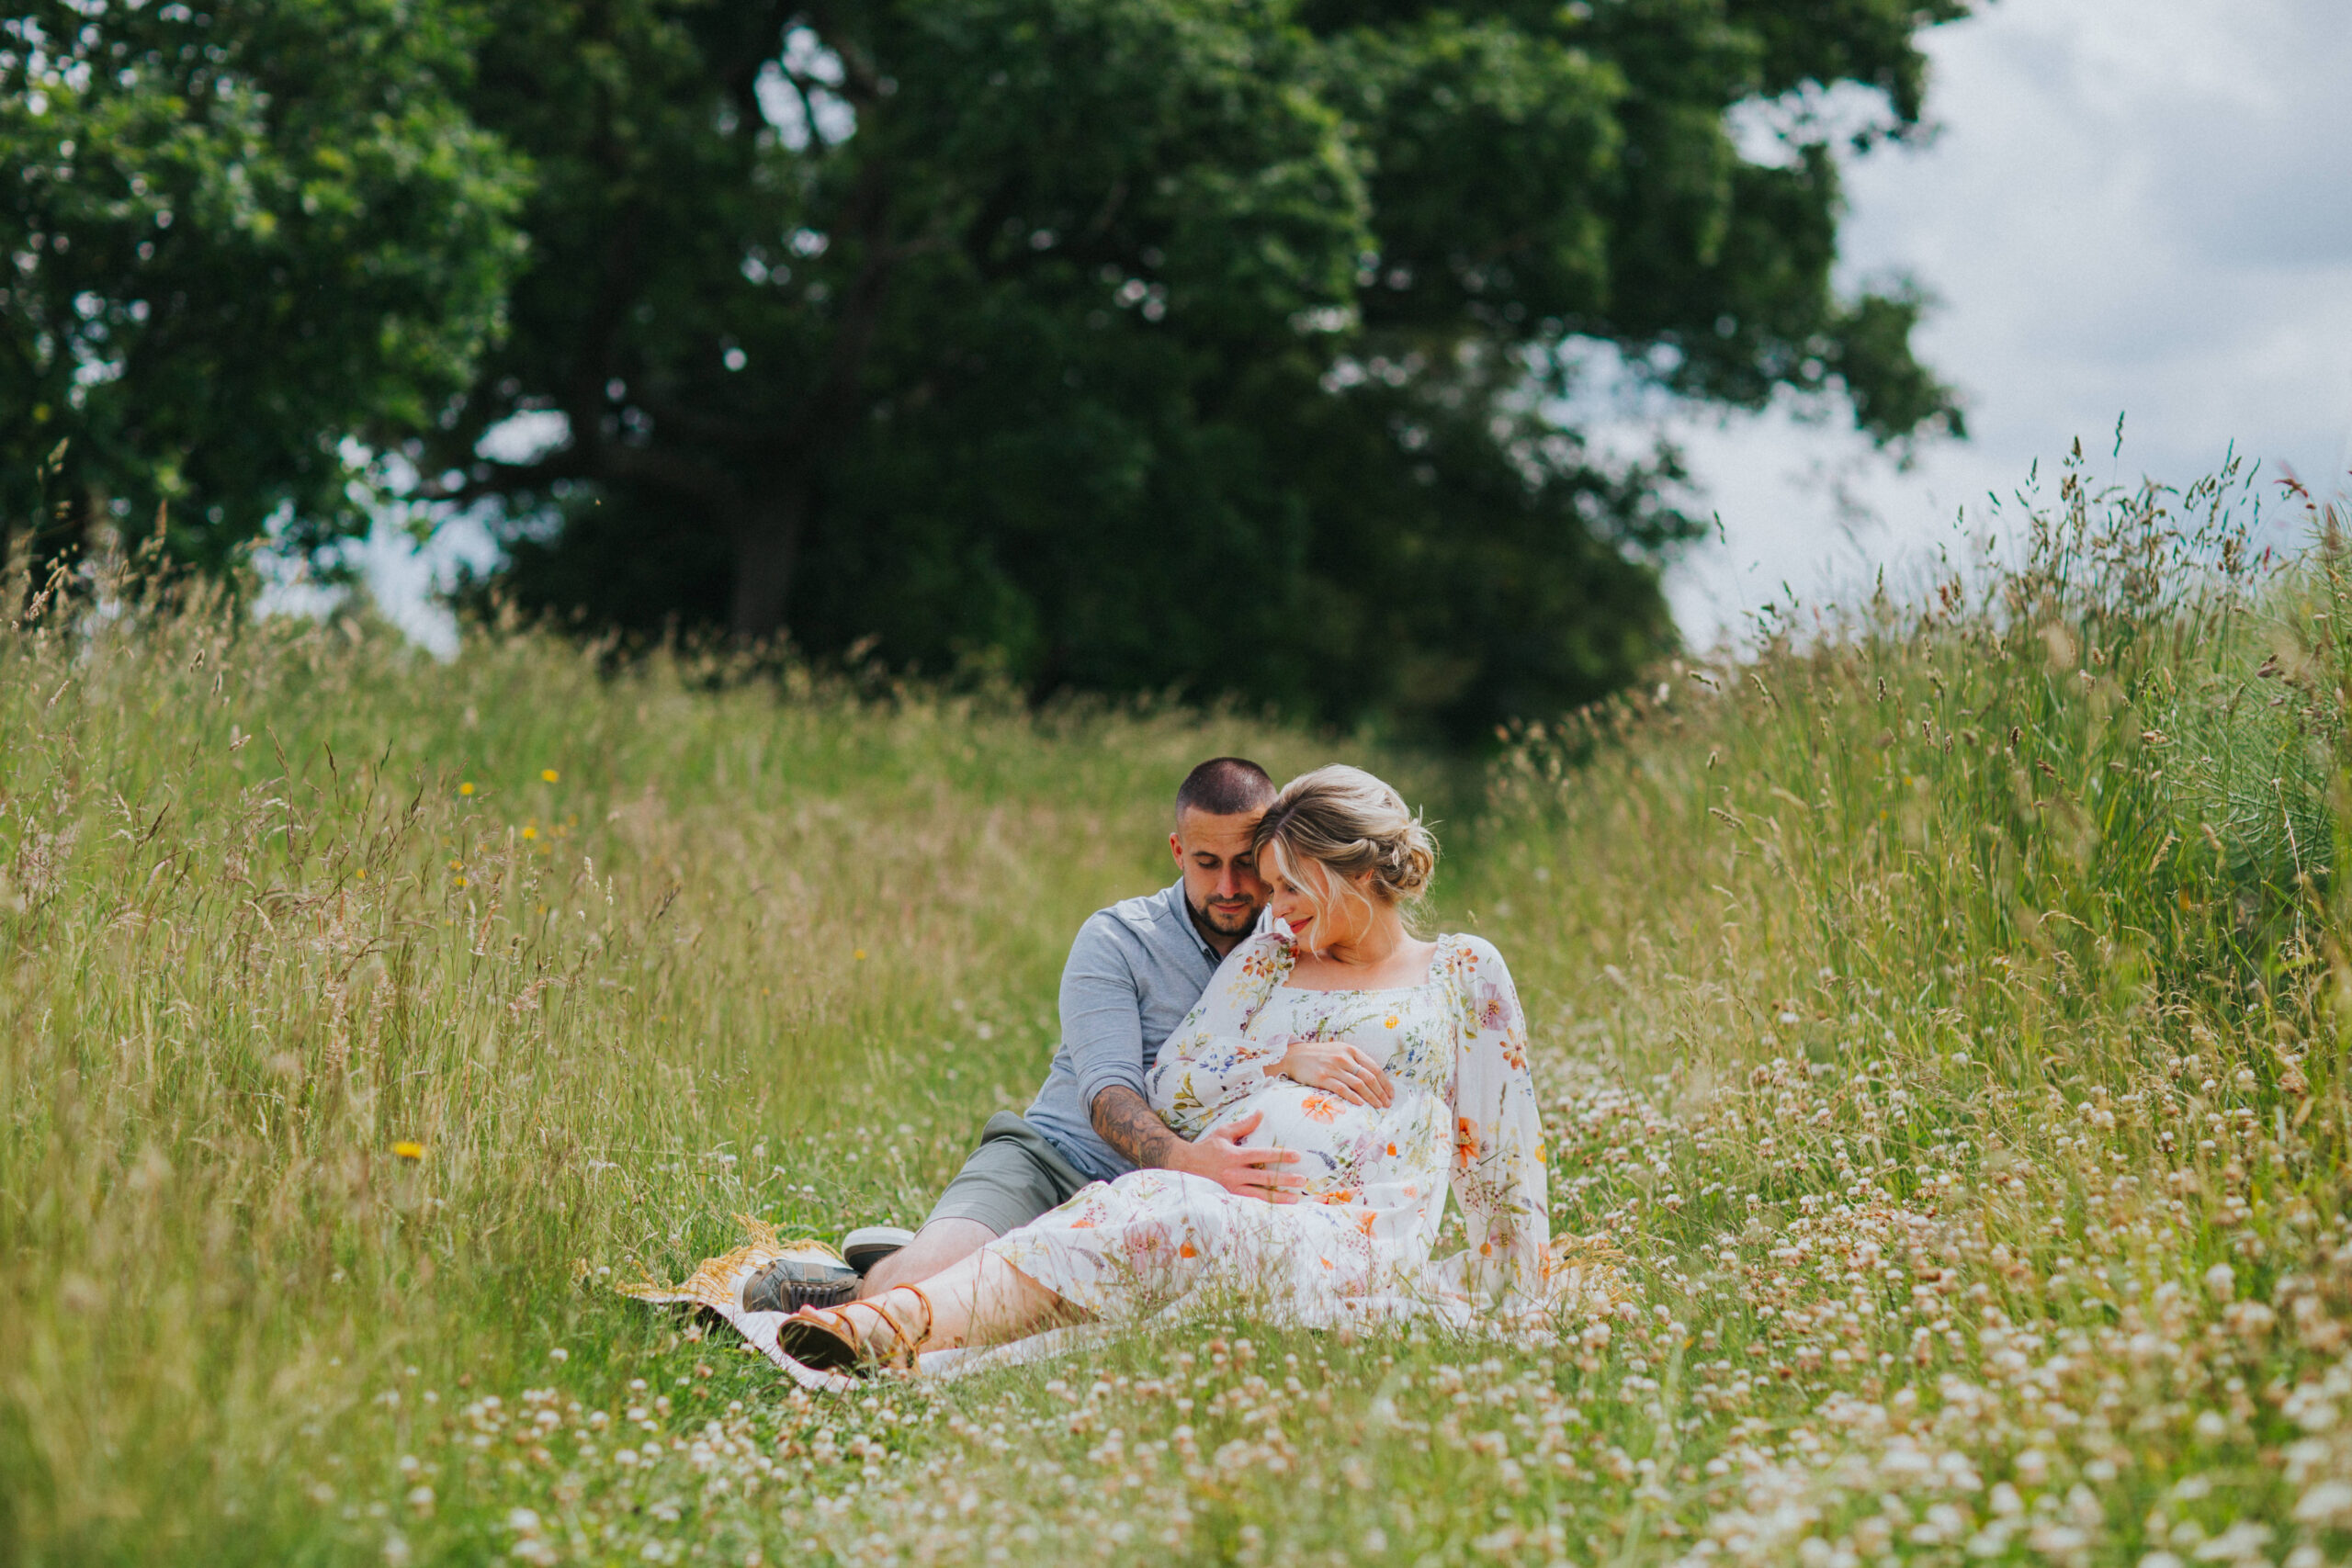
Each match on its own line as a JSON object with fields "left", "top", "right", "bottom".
{"left": 775, "top": 1287, "right": 933, "bottom": 1375}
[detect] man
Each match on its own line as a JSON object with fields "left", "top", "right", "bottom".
{"left": 745, "top": 757, "right": 1304, "bottom": 1314}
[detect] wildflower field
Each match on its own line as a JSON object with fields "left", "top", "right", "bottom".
{"left": 6, "top": 449, "right": 2352, "bottom": 1568}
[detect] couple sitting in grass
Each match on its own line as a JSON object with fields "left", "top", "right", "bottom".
{"left": 652, "top": 759, "right": 1557, "bottom": 1382}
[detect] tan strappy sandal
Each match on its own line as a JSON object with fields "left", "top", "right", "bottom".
{"left": 776, "top": 1285, "right": 934, "bottom": 1376}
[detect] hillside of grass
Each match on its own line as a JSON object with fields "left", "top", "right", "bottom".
{"left": 4, "top": 451, "right": 2350, "bottom": 1568}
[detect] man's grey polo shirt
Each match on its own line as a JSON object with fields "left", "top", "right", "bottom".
{"left": 1023, "top": 880, "right": 1221, "bottom": 1182}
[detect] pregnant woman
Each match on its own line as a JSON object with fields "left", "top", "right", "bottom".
{"left": 772, "top": 764, "right": 1551, "bottom": 1373}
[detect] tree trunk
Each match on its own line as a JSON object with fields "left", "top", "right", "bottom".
{"left": 727, "top": 479, "right": 808, "bottom": 644}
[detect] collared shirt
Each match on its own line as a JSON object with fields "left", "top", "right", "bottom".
{"left": 1023, "top": 879, "right": 1223, "bottom": 1182}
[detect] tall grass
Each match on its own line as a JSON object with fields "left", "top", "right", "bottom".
{"left": 0, "top": 555, "right": 1338, "bottom": 1562}
{"left": 1454, "top": 449, "right": 2352, "bottom": 1563}
{"left": 4, "top": 451, "right": 2350, "bottom": 1568}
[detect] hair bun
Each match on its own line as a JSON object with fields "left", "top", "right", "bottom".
{"left": 1385, "top": 820, "right": 1437, "bottom": 897}
{"left": 1252, "top": 764, "right": 1441, "bottom": 915}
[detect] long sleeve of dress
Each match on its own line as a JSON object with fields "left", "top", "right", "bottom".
{"left": 1444, "top": 938, "right": 1550, "bottom": 1310}
{"left": 1145, "top": 932, "right": 1293, "bottom": 1137}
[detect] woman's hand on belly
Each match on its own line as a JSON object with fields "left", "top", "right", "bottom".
{"left": 1271, "top": 1036, "right": 1394, "bottom": 1108}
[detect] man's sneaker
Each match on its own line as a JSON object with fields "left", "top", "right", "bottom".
{"left": 842, "top": 1224, "right": 916, "bottom": 1276}
{"left": 739, "top": 1252, "right": 861, "bottom": 1315}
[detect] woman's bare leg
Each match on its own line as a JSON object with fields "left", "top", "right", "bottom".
{"left": 830, "top": 1248, "right": 1082, "bottom": 1358}
{"left": 858, "top": 1217, "right": 996, "bottom": 1299}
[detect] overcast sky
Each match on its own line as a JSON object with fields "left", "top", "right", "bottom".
{"left": 1660, "top": 0, "right": 2352, "bottom": 646}
{"left": 355, "top": 0, "right": 2352, "bottom": 657}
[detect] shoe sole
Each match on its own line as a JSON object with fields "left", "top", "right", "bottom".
{"left": 776, "top": 1317, "right": 867, "bottom": 1375}
{"left": 842, "top": 1225, "right": 916, "bottom": 1275}
{"left": 843, "top": 1243, "right": 908, "bottom": 1276}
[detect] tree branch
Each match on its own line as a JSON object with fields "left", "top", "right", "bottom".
{"left": 780, "top": 158, "right": 900, "bottom": 448}
{"left": 418, "top": 444, "right": 588, "bottom": 505}
{"left": 599, "top": 442, "right": 748, "bottom": 519}
{"left": 632, "top": 387, "right": 770, "bottom": 451}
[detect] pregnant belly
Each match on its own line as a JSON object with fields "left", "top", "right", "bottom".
{"left": 1211, "top": 1079, "right": 1393, "bottom": 1191}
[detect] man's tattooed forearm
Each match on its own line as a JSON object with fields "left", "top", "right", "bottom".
{"left": 1091, "top": 1085, "right": 1179, "bottom": 1168}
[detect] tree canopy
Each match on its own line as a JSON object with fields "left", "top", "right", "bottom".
{"left": 1, "top": 1, "right": 526, "bottom": 570}
{"left": 6, "top": 0, "right": 1967, "bottom": 742}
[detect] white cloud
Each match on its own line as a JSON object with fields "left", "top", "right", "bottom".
{"left": 349, "top": 512, "right": 502, "bottom": 658}
{"left": 478, "top": 409, "right": 571, "bottom": 467}
{"left": 1663, "top": 0, "right": 2352, "bottom": 648}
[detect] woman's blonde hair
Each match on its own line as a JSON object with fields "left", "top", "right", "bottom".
{"left": 1253, "top": 764, "right": 1438, "bottom": 942}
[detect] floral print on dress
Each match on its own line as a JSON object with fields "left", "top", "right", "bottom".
{"left": 987, "top": 929, "right": 1551, "bottom": 1324}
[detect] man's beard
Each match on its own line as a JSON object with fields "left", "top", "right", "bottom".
{"left": 1192, "top": 896, "right": 1256, "bottom": 936}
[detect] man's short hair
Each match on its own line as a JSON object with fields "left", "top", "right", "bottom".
{"left": 1175, "top": 757, "right": 1276, "bottom": 821}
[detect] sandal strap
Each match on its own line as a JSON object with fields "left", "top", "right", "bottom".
{"left": 792, "top": 1304, "right": 866, "bottom": 1355}
{"left": 871, "top": 1285, "right": 936, "bottom": 1367}
{"left": 901, "top": 1285, "right": 936, "bottom": 1346}
{"left": 787, "top": 1287, "right": 934, "bottom": 1370}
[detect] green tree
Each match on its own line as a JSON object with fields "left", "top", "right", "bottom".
{"left": 9, "top": 0, "right": 1967, "bottom": 741}
{"left": 0, "top": 0, "right": 526, "bottom": 572}
{"left": 436, "top": 0, "right": 1370, "bottom": 663}
{"left": 436, "top": 0, "right": 1965, "bottom": 741}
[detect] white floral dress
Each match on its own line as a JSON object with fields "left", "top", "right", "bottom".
{"left": 985, "top": 930, "right": 1549, "bottom": 1324}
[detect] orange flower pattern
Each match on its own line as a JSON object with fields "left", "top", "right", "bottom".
{"left": 987, "top": 931, "right": 1547, "bottom": 1321}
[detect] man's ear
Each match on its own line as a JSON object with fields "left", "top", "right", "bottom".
{"left": 1169, "top": 830, "right": 1185, "bottom": 868}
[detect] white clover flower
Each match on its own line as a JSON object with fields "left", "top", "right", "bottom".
{"left": 2294, "top": 1481, "right": 2352, "bottom": 1526}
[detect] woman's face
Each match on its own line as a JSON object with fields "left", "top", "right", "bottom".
{"left": 1264, "top": 849, "right": 1377, "bottom": 955}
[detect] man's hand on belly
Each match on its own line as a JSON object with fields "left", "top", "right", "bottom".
{"left": 1090, "top": 1088, "right": 1306, "bottom": 1204}
{"left": 1183, "top": 1111, "right": 1308, "bottom": 1203}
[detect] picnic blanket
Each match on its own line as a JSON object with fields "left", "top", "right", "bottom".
{"left": 622, "top": 1215, "right": 1631, "bottom": 1393}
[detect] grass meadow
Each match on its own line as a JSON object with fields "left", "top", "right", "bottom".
{"left": 6, "top": 447, "right": 2352, "bottom": 1568}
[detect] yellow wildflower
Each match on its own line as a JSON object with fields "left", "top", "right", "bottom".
{"left": 522, "top": 825, "right": 537, "bottom": 840}
{"left": 541, "top": 769, "right": 560, "bottom": 784}
{"left": 458, "top": 782, "right": 474, "bottom": 796}
{"left": 392, "top": 1141, "right": 424, "bottom": 1161}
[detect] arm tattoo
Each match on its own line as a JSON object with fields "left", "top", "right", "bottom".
{"left": 1090, "top": 1085, "right": 1182, "bottom": 1169}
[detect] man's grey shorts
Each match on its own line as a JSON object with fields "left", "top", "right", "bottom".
{"left": 922, "top": 1111, "right": 1096, "bottom": 1237}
